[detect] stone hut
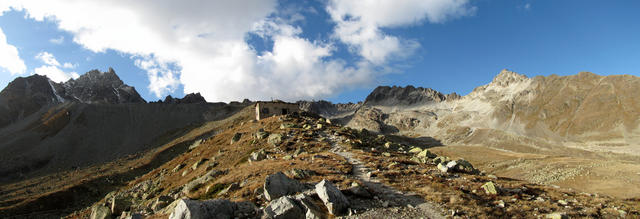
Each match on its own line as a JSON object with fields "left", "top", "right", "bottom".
{"left": 255, "top": 100, "right": 300, "bottom": 120}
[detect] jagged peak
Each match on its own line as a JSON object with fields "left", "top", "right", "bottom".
{"left": 490, "top": 69, "right": 529, "bottom": 87}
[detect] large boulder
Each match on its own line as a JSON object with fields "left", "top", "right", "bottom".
{"left": 264, "top": 172, "right": 305, "bottom": 201}
{"left": 314, "top": 180, "right": 349, "bottom": 215}
{"left": 169, "top": 199, "right": 235, "bottom": 219}
{"left": 90, "top": 204, "right": 112, "bottom": 219}
{"left": 263, "top": 196, "right": 305, "bottom": 219}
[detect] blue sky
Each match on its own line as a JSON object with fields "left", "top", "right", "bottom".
{"left": 0, "top": 0, "right": 639, "bottom": 103}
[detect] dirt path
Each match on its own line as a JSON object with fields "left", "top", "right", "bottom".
{"left": 327, "top": 135, "right": 446, "bottom": 219}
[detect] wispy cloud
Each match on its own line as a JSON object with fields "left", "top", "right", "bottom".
{"left": 49, "top": 35, "right": 64, "bottom": 44}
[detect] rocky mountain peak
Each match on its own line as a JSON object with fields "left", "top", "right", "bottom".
{"left": 363, "top": 85, "right": 455, "bottom": 106}
{"left": 62, "top": 68, "right": 145, "bottom": 104}
{"left": 491, "top": 69, "right": 529, "bottom": 87}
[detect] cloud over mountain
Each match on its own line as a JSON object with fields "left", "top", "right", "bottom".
{"left": 1, "top": 0, "right": 473, "bottom": 101}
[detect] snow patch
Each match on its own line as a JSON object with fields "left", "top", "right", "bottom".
{"left": 48, "top": 79, "right": 65, "bottom": 103}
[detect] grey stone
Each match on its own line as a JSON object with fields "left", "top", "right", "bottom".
{"left": 263, "top": 196, "right": 305, "bottom": 219}
{"left": 231, "top": 133, "right": 242, "bottom": 144}
{"left": 249, "top": 149, "right": 267, "bottom": 162}
{"left": 315, "top": 180, "right": 349, "bottom": 215}
{"left": 268, "top": 134, "right": 283, "bottom": 146}
{"left": 90, "top": 204, "right": 112, "bottom": 219}
{"left": 264, "top": 172, "right": 305, "bottom": 201}
{"left": 169, "top": 199, "right": 235, "bottom": 219}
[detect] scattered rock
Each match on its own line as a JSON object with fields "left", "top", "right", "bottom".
{"left": 183, "top": 170, "right": 227, "bottom": 194}
{"left": 315, "top": 179, "right": 350, "bottom": 215}
{"left": 545, "top": 212, "right": 568, "bottom": 219}
{"left": 218, "top": 182, "right": 240, "bottom": 196}
{"left": 191, "top": 158, "right": 208, "bottom": 170}
{"left": 557, "top": 200, "right": 568, "bottom": 206}
{"left": 482, "top": 182, "right": 498, "bottom": 195}
{"left": 169, "top": 199, "right": 235, "bottom": 219}
{"left": 280, "top": 123, "right": 298, "bottom": 129}
{"left": 255, "top": 129, "right": 269, "bottom": 140}
{"left": 119, "top": 211, "right": 143, "bottom": 219}
{"left": 188, "top": 139, "right": 202, "bottom": 150}
{"left": 416, "top": 149, "right": 436, "bottom": 159}
{"left": 90, "top": 204, "right": 112, "bottom": 219}
{"left": 408, "top": 147, "right": 422, "bottom": 154}
{"left": 316, "top": 123, "right": 323, "bottom": 129}
{"left": 282, "top": 155, "right": 293, "bottom": 160}
{"left": 264, "top": 172, "right": 305, "bottom": 201}
{"left": 295, "top": 194, "right": 327, "bottom": 219}
{"left": 263, "top": 196, "right": 305, "bottom": 219}
{"left": 231, "top": 133, "right": 242, "bottom": 144}
{"left": 288, "top": 168, "right": 314, "bottom": 179}
{"left": 248, "top": 149, "right": 267, "bottom": 162}
{"left": 173, "top": 164, "right": 185, "bottom": 173}
{"left": 437, "top": 163, "right": 449, "bottom": 173}
{"left": 382, "top": 152, "right": 391, "bottom": 157}
{"left": 347, "top": 183, "right": 372, "bottom": 198}
{"left": 268, "top": 134, "right": 283, "bottom": 146}
{"left": 111, "top": 196, "right": 131, "bottom": 216}
{"left": 151, "top": 196, "right": 173, "bottom": 213}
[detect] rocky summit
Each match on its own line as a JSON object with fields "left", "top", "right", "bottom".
{"left": 0, "top": 69, "right": 638, "bottom": 219}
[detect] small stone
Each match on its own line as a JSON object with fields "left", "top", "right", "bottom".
{"left": 268, "top": 134, "right": 283, "bottom": 146}
{"left": 437, "top": 163, "right": 449, "bottom": 173}
{"left": 416, "top": 149, "right": 436, "bottom": 159}
{"left": 382, "top": 201, "right": 389, "bottom": 208}
{"left": 496, "top": 200, "right": 505, "bottom": 208}
{"left": 231, "top": 132, "right": 242, "bottom": 144}
{"left": 482, "top": 182, "right": 498, "bottom": 195}
{"left": 545, "top": 212, "right": 568, "bottom": 219}
{"left": 408, "top": 147, "right": 422, "bottom": 153}
{"left": 173, "top": 164, "right": 185, "bottom": 172}
{"left": 382, "top": 152, "right": 391, "bottom": 157}
{"left": 316, "top": 123, "right": 323, "bottom": 129}
{"left": 558, "top": 200, "right": 568, "bottom": 206}
{"left": 282, "top": 155, "right": 293, "bottom": 160}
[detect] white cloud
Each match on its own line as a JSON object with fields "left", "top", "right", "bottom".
{"left": 327, "top": 0, "right": 475, "bottom": 64}
{"left": 49, "top": 35, "right": 64, "bottom": 44}
{"left": 2, "top": 0, "right": 474, "bottom": 101}
{"left": 33, "top": 65, "right": 79, "bottom": 82}
{"left": 524, "top": 3, "right": 531, "bottom": 10}
{"left": 62, "top": 62, "right": 76, "bottom": 69}
{"left": 0, "top": 27, "right": 26, "bottom": 75}
{"left": 33, "top": 51, "right": 79, "bottom": 82}
{"left": 35, "top": 51, "right": 60, "bottom": 66}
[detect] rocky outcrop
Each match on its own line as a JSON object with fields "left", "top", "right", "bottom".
{"left": 161, "top": 93, "right": 207, "bottom": 104}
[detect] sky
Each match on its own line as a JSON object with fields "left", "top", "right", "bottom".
{"left": 0, "top": 0, "right": 639, "bottom": 103}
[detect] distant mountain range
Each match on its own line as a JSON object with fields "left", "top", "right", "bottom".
{"left": 304, "top": 69, "right": 640, "bottom": 154}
